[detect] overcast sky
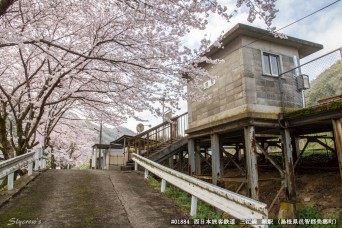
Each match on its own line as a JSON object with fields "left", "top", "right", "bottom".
{"left": 121, "top": 0, "right": 342, "bottom": 132}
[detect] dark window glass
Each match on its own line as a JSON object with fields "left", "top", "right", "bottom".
{"left": 263, "top": 53, "right": 280, "bottom": 76}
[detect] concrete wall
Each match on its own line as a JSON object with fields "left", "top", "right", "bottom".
{"left": 188, "top": 37, "right": 247, "bottom": 129}
{"left": 188, "top": 35, "right": 303, "bottom": 130}
{"left": 241, "top": 36, "right": 303, "bottom": 113}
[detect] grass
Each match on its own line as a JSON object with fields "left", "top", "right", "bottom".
{"left": 294, "top": 205, "right": 339, "bottom": 228}
{"left": 146, "top": 176, "right": 238, "bottom": 228}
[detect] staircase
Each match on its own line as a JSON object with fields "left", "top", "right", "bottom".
{"left": 127, "top": 113, "right": 188, "bottom": 164}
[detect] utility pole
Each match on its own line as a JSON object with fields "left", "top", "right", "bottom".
{"left": 99, "top": 119, "right": 102, "bottom": 144}
{"left": 161, "top": 96, "right": 165, "bottom": 122}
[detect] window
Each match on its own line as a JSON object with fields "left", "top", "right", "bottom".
{"left": 262, "top": 52, "right": 281, "bottom": 76}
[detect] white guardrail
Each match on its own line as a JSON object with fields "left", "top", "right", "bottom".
{"left": 0, "top": 149, "right": 46, "bottom": 190}
{"left": 132, "top": 153, "right": 268, "bottom": 228}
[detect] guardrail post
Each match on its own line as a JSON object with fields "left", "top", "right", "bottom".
{"left": 190, "top": 195, "right": 198, "bottom": 216}
{"left": 134, "top": 161, "right": 138, "bottom": 171}
{"left": 144, "top": 169, "right": 148, "bottom": 179}
{"left": 7, "top": 172, "right": 14, "bottom": 190}
{"left": 161, "top": 179, "right": 166, "bottom": 192}
{"left": 34, "top": 150, "right": 40, "bottom": 171}
{"left": 28, "top": 163, "right": 33, "bottom": 176}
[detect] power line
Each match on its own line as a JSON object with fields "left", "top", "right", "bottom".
{"left": 240, "top": 0, "right": 341, "bottom": 49}
{"left": 276, "top": 0, "right": 341, "bottom": 32}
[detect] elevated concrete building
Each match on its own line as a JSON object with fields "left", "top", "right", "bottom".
{"left": 187, "top": 23, "right": 322, "bottom": 134}
{"left": 128, "top": 24, "right": 342, "bottom": 217}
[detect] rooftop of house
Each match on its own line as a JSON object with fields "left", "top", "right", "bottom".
{"left": 206, "top": 23, "right": 323, "bottom": 59}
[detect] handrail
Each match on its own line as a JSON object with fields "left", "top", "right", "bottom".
{"left": 133, "top": 112, "right": 188, "bottom": 139}
{"left": 0, "top": 149, "right": 46, "bottom": 190}
{"left": 132, "top": 153, "right": 268, "bottom": 227}
{"left": 128, "top": 112, "right": 188, "bottom": 158}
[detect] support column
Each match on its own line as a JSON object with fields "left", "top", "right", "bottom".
{"left": 195, "top": 144, "right": 201, "bottom": 175}
{"left": 332, "top": 118, "right": 342, "bottom": 181}
{"left": 235, "top": 144, "right": 242, "bottom": 163}
{"left": 92, "top": 148, "right": 96, "bottom": 169}
{"left": 291, "top": 138, "right": 300, "bottom": 163}
{"left": 244, "top": 126, "right": 259, "bottom": 200}
{"left": 211, "top": 134, "right": 221, "bottom": 185}
{"left": 178, "top": 151, "right": 183, "bottom": 172}
{"left": 282, "top": 128, "right": 296, "bottom": 201}
{"left": 188, "top": 139, "right": 195, "bottom": 175}
{"left": 168, "top": 156, "right": 174, "bottom": 169}
{"left": 106, "top": 151, "right": 110, "bottom": 169}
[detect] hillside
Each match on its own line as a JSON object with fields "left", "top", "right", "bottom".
{"left": 84, "top": 120, "right": 135, "bottom": 144}
{"left": 305, "top": 60, "right": 342, "bottom": 106}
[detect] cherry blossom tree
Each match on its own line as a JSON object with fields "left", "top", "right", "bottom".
{"left": 46, "top": 114, "right": 96, "bottom": 168}
{"left": 0, "top": 0, "right": 280, "bottom": 160}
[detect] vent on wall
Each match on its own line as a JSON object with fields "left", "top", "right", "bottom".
{"left": 203, "top": 79, "right": 216, "bottom": 89}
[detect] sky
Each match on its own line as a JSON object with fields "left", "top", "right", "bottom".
{"left": 121, "top": 0, "right": 342, "bottom": 132}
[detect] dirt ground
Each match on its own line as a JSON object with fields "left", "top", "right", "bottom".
{"left": 220, "top": 160, "right": 341, "bottom": 218}
{"left": 0, "top": 170, "right": 189, "bottom": 228}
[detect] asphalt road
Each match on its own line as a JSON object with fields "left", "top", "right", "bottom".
{"left": 0, "top": 169, "right": 187, "bottom": 228}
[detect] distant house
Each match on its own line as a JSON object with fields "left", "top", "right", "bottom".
{"left": 92, "top": 134, "right": 134, "bottom": 170}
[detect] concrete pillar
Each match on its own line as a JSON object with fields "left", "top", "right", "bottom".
{"left": 92, "top": 150, "right": 96, "bottom": 169}
{"left": 188, "top": 139, "right": 195, "bottom": 175}
{"left": 190, "top": 195, "right": 198, "bottom": 216}
{"left": 99, "top": 150, "right": 102, "bottom": 169}
{"left": 106, "top": 151, "right": 110, "bottom": 169}
{"left": 244, "top": 126, "right": 259, "bottom": 200}
{"left": 8, "top": 172, "right": 14, "bottom": 190}
{"left": 282, "top": 128, "right": 296, "bottom": 201}
{"left": 195, "top": 144, "right": 201, "bottom": 175}
{"left": 332, "top": 118, "right": 342, "bottom": 181}
{"left": 211, "top": 134, "right": 221, "bottom": 185}
{"left": 28, "top": 163, "right": 33, "bottom": 176}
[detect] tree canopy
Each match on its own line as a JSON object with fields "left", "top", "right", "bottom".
{"left": 0, "top": 0, "right": 279, "bottom": 161}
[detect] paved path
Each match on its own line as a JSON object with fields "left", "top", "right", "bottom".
{"left": 0, "top": 170, "right": 187, "bottom": 228}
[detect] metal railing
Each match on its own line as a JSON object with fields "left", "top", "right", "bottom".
{"left": 279, "top": 47, "right": 342, "bottom": 111}
{"left": 132, "top": 153, "right": 268, "bottom": 227}
{"left": 128, "top": 112, "right": 188, "bottom": 157}
{"left": 0, "top": 149, "right": 46, "bottom": 190}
